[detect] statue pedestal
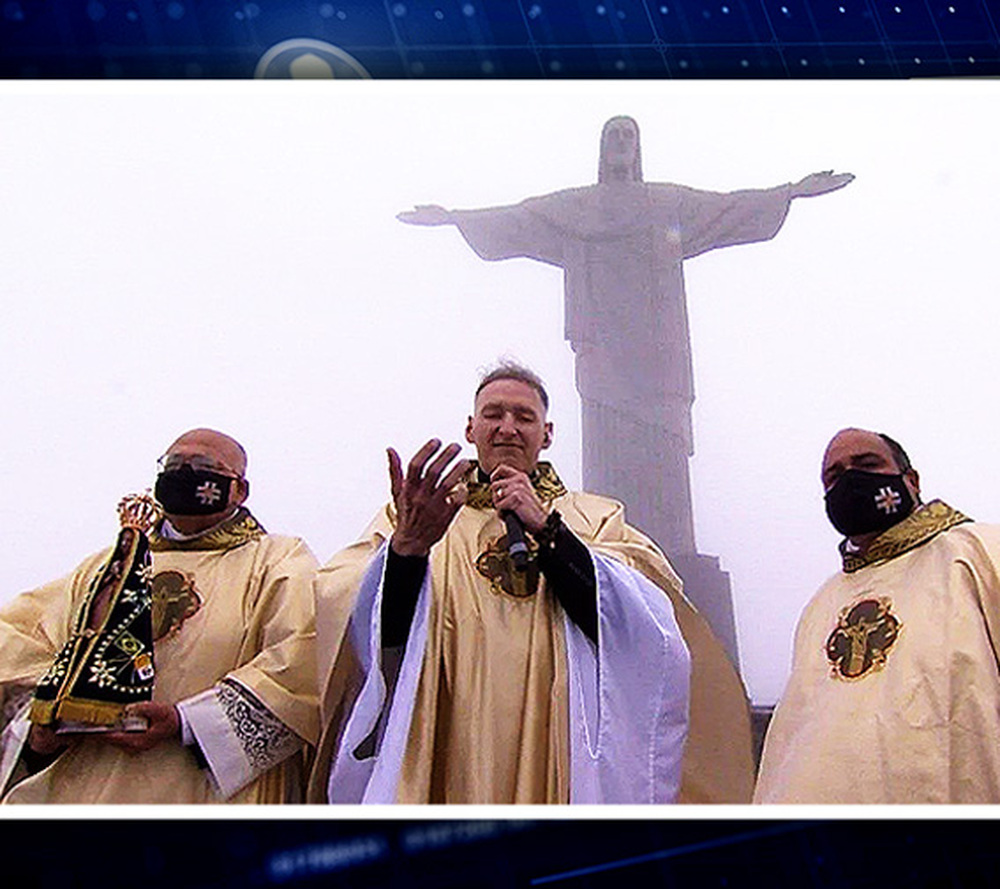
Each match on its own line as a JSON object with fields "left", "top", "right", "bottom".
{"left": 668, "top": 552, "right": 741, "bottom": 671}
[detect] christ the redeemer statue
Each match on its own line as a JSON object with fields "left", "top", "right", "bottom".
{"left": 399, "top": 116, "right": 852, "bottom": 570}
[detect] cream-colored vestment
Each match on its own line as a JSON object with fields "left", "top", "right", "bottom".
{"left": 311, "top": 466, "right": 754, "bottom": 804}
{"left": 755, "top": 501, "right": 1000, "bottom": 803}
{"left": 0, "top": 509, "right": 319, "bottom": 804}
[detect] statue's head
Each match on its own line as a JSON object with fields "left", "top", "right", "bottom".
{"left": 599, "top": 115, "right": 642, "bottom": 183}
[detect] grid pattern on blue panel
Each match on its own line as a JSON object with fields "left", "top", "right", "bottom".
{"left": 0, "top": 0, "right": 997, "bottom": 76}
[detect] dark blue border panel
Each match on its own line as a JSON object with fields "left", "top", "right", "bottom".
{"left": 0, "top": 0, "right": 998, "bottom": 77}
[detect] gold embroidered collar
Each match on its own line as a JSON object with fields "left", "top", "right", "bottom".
{"left": 149, "top": 507, "right": 266, "bottom": 552}
{"left": 463, "top": 461, "right": 567, "bottom": 510}
{"left": 841, "top": 499, "right": 971, "bottom": 573}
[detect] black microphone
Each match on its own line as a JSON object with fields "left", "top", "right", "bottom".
{"left": 502, "top": 511, "right": 529, "bottom": 572}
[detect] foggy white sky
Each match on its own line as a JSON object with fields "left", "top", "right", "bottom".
{"left": 1, "top": 81, "right": 997, "bottom": 705}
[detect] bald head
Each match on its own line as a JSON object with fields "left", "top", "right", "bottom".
{"left": 157, "top": 428, "right": 249, "bottom": 535}
{"left": 165, "top": 428, "right": 247, "bottom": 478}
{"left": 822, "top": 428, "right": 914, "bottom": 490}
{"left": 821, "top": 427, "right": 922, "bottom": 545}
{"left": 823, "top": 425, "right": 921, "bottom": 511}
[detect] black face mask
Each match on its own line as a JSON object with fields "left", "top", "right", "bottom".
{"left": 824, "top": 469, "right": 915, "bottom": 538}
{"left": 154, "top": 465, "right": 235, "bottom": 516}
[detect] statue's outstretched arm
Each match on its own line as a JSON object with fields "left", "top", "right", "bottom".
{"left": 790, "top": 171, "right": 855, "bottom": 198}
{"left": 397, "top": 204, "right": 456, "bottom": 226}
{"left": 397, "top": 198, "right": 564, "bottom": 265}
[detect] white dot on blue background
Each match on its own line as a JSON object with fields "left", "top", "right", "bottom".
{"left": 463, "top": 3, "right": 475, "bottom": 15}
{"left": 528, "top": 4, "right": 541, "bottom": 19}
{"left": 319, "top": 4, "right": 333, "bottom": 17}
{"left": 596, "top": 4, "right": 606, "bottom": 13}
{"left": 434, "top": 8, "right": 443, "bottom": 19}
{"left": 392, "top": 3, "right": 406, "bottom": 16}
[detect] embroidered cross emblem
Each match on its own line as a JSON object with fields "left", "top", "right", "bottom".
{"left": 195, "top": 481, "right": 222, "bottom": 506}
{"left": 476, "top": 534, "right": 540, "bottom": 598}
{"left": 874, "top": 486, "right": 902, "bottom": 515}
{"left": 826, "top": 597, "right": 900, "bottom": 680}
{"left": 151, "top": 570, "right": 202, "bottom": 640}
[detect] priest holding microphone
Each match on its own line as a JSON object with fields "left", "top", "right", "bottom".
{"left": 311, "top": 361, "right": 754, "bottom": 804}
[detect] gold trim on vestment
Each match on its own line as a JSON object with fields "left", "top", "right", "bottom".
{"left": 841, "top": 499, "right": 972, "bottom": 573}
{"left": 463, "top": 461, "right": 567, "bottom": 510}
{"left": 148, "top": 507, "right": 266, "bottom": 552}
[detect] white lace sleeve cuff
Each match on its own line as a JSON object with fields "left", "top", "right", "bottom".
{"left": 176, "top": 678, "right": 302, "bottom": 800}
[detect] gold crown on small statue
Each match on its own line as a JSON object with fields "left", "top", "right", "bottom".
{"left": 116, "top": 492, "right": 162, "bottom": 532}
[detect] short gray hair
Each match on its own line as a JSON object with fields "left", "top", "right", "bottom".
{"left": 475, "top": 360, "right": 549, "bottom": 411}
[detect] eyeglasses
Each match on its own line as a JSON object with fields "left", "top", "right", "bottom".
{"left": 156, "top": 454, "right": 242, "bottom": 478}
